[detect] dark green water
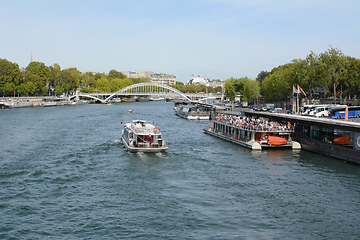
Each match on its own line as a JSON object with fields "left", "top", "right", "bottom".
{"left": 1, "top": 101, "right": 359, "bottom": 239}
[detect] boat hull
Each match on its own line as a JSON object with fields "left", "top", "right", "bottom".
{"left": 121, "top": 137, "right": 167, "bottom": 152}
{"left": 3, "top": 102, "right": 34, "bottom": 108}
{"left": 175, "top": 110, "right": 210, "bottom": 120}
{"left": 203, "top": 126, "right": 300, "bottom": 150}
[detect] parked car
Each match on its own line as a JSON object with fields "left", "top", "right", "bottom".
{"left": 287, "top": 110, "right": 295, "bottom": 114}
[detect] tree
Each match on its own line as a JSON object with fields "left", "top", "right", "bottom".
{"left": 224, "top": 78, "right": 236, "bottom": 100}
{"left": 109, "top": 78, "right": 126, "bottom": 92}
{"left": 96, "top": 76, "right": 111, "bottom": 92}
{"left": 343, "top": 56, "right": 360, "bottom": 98}
{"left": 242, "top": 77, "right": 259, "bottom": 102}
{"left": 61, "top": 68, "right": 81, "bottom": 95}
{"left": 0, "top": 58, "right": 20, "bottom": 96}
{"left": 320, "top": 47, "right": 347, "bottom": 104}
{"left": 108, "top": 69, "right": 126, "bottom": 79}
{"left": 48, "top": 63, "right": 62, "bottom": 95}
{"left": 256, "top": 71, "right": 269, "bottom": 84}
{"left": 2, "top": 82, "right": 15, "bottom": 96}
{"left": 260, "top": 63, "right": 294, "bottom": 101}
{"left": 25, "top": 61, "right": 49, "bottom": 94}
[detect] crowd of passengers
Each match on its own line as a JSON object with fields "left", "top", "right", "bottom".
{"left": 215, "top": 114, "right": 293, "bottom": 131}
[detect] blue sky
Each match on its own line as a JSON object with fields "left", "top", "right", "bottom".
{"left": 1, "top": 0, "right": 359, "bottom": 82}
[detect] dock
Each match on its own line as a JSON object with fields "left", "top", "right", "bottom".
{"left": 219, "top": 109, "right": 360, "bottom": 164}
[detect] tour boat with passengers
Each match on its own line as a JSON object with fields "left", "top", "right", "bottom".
{"left": 121, "top": 120, "right": 168, "bottom": 152}
{"left": 203, "top": 114, "right": 301, "bottom": 150}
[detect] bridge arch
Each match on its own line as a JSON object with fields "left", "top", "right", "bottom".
{"left": 104, "top": 82, "right": 191, "bottom": 102}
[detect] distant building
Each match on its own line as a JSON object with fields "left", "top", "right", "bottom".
{"left": 121, "top": 71, "right": 176, "bottom": 85}
{"left": 150, "top": 73, "right": 176, "bottom": 85}
{"left": 122, "top": 71, "right": 138, "bottom": 78}
{"left": 138, "top": 71, "right": 153, "bottom": 79}
{"left": 208, "top": 79, "right": 226, "bottom": 89}
{"left": 186, "top": 77, "right": 209, "bottom": 86}
{"left": 186, "top": 77, "right": 225, "bottom": 88}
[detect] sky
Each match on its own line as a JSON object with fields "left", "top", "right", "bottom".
{"left": 1, "top": 0, "right": 360, "bottom": 83}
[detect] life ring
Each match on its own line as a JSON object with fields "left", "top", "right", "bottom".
{"left": 153, "top": 128, "right": 158, "bottom": 133}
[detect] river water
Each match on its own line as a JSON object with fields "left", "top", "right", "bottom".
{"left": 1, "top": 101, "right": 359, "bottom": 239}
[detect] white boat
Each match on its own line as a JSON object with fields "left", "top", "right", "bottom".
{"left": 2, "top": 100, "right": 34, "bottom": 108}
{"left": 174, "top": 104, "right": 211, "bottom": 120}
{"left": 149, "top": 96, "right": 165, "bottom": 101}
{"left": 121, "top": 120, "right": 168, "bottom": 152}
{"left": 37, "top": 101, "right": 57, "bottom": 107}
{"left": 71, "top": 100, "right": 88, "bottom": 105}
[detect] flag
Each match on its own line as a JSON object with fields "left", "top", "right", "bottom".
{"left": 298, "top": 85, "right": 307, "bottom": 96}
{"left": 293, "top": 85, "right": 298, "bottom": 94}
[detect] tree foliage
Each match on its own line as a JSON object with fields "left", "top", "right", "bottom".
{"left": 224, "top": 77, "right": 259, "bottom": 101}
{"left": 0, "top": 58, "right": 20, "bottom": 96}
{"left": 259, "top": 47, "right": 360, "bottom": 102}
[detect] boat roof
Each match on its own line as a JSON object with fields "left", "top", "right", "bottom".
{"left": 124, "top": 120, "right": 161, "bottom": 135}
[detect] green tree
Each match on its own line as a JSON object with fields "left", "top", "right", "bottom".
{"left": 25, "top": 61, "right": 49, "bottom": 95}
{"left": 2, "top": 82, "right": 15, "bottom": 96}
{"left": 108, "top": 69, "right": 126, "bottom": 79}
{"left": 343, "top": 56, "right": 360, "bottom": 98}
{"left": 320, "top": 47, "right": 348, "bottom": 103}
{"left": 256, "top": 71, "right": 269, "bottom": 84}
{"left": 80, "top": 72, "right": 97, "bottom": 93}
{"left": 0, "top": 58, "right": 20, "bottom": 96}
{"left": 242, "top": 77, "right": 259, "bottom": 102}
{"left": 261, "top": 63, "right": 294, "bottom": 101}
{"left": 109, "top": 78, "right": 125, "bottom": 92}
{"left": 61, "top": 68, "right": 80, "bottom": 95}
{"left": 292, "top": 51, "right": 326, "bottom": 100}
{"left": 224, "top": 77, "right": 236, "bottom": 100}
{"left": 96, "top": 76, "right": 111, "bottom": 92}
{"left": 48, "top": 63, "right": 62, "bottom": 95}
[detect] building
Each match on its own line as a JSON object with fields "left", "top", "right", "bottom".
{"left": 150, "top": 73, "right": 176, "bottom": 85}
{"left": 186, "top": 77, "right": 209, "bottom": 86}
{"left": 138, "top": 71, "right": 153, "bottom": 79}
{"left": 186, "top": 77, "right": 226, "bottom": 89}
{"left": 122, "top": 71, "right": 138, "bottom": 78}
{"left": 208, "top": 79, "right": 226, "bottom": 89}
{"left": 122, "top": 71, "right": 176, "bottom": 85}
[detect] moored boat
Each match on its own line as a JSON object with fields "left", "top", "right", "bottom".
{"left": 121, "top": 97, "right": 136, "bottom": 102}
{"left": 121, "top": 120, "right": 168, "bottom": 152}
{"left": 2, "top": 100, "right": 34, "bottom": 108}
{"left": 71, "top": 100, "right": 88, "bottom": 105}
{"left": 37, "top": 101, "right": 57, "bottom": 107}
{"left": 174, "top": 104, "right": 211, "bottom": 120}
{"left": 203, "top": 114, "right": 301, "bottom": 150}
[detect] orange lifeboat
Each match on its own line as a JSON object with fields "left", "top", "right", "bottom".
{"left": 333, "top": 136, "right": 350, "bottom": 145}
{"left": 267, "top": 136, "right": 286, "bottom": 145}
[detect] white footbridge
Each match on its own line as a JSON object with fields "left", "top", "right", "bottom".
{"left": 72, "top": 82, "right": 222, "bottom": 103}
